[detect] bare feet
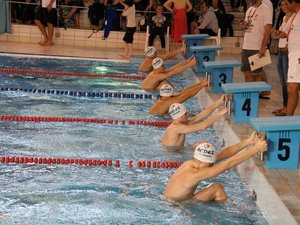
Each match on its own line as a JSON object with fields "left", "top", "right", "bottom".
{"left": 119, "top": 54, "right": 130, "bottom": 60}
{"left": 44, "top": 41, "right": 54, "bottom": 46}
{"left": 38, "top": 38, "right": 48, "bottom": 46}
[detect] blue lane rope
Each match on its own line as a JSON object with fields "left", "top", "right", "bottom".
{"left": 0, "top": 87, "right": 154, "bottom": 99}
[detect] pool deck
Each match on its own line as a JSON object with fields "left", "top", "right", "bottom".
{"left": 0, "top": 41, "right": 299, "bottom": 224}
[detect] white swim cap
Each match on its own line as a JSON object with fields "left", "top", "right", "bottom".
{"left": 152, "top": 57, "right": 164, "bottom": 69}
{"left": 169, "top": 103, "right": 186, "bottom": 119}
{"left": 160, "top": 84, "right": 174, "bottom": 97}
{"left": 145, "top": 46, "right": 156, "bottom": 57}
{"left": 194, "top": 142, "right": 217, "bottom": 163}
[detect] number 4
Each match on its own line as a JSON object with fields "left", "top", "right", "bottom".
{"left": 242, "top": 98, "right": 251, "bottom": 116}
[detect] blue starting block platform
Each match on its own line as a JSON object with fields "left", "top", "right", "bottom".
{"left": 250, "top": 116, "right": 300, "bottom": 169}
{"left": 222, "top": 82, "right": 272, "bottom": 122}
{"left": 182, "top": 34, "right": 209, "bottom": 58}
{"left": 190, "top": 45, "right": 223, "bottom": 73}
{"left": 203, "top": 60, "right": 242, "bottom": 93}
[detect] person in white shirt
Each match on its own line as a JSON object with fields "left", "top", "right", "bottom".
{"left": 240, "top": 0, "right": 273, "bottom": 99}
{"left": 270, "top": 0, "right": 294, "bottom": 116}
{"left": 285, "top": 0, "right": 300, "bottom": 115}
{"left": 119, "top": 0, "right": 136, "bottom": 60}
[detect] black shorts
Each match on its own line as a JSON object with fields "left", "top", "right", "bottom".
{"left": 241, "top": 49, "right": 263, "bottom": 74}
{"left": 35, "top": 7, "right": 57, "bottom": 26}
{"left": 123, "top": 27, "right": 136, "bottom": 44}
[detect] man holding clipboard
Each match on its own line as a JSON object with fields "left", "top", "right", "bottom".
{"left": 240, "top": 0, "right": 273, "bottom": 99}
{"left": 34, "top": 0, "right": 57, "bottom": 46}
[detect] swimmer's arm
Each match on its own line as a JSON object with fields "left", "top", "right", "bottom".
{"left": 172, "top": 80, "right": 208, "bottom": 103}
{"left": 196, "top": 140, "right": 267, "bottom": 180}
{"left": 160, "top": 58, "right": 195, "bottom": 79}
{"left": 138, "top": 60, "right": 148, "bottom": 73}
{"left": 188, "top": 97, "right": 226, "bottom": 124}
{"left": 161, "top": 47, "right": 184, "bottom": 61}
{"left": 163, "top": 0, "right": 173, "bottom": 13}
{"left": 164, "top": 56, "right": 193, "bottom": 73}
{"left": 216, "top": 132, "right": 257, "bottom": 162}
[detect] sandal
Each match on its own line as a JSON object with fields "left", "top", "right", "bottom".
{"left": 274, "top": 112, "right": 286, "bottom": 116}
{"left": 259, "top": 95, "right": 270, "bottom": 100}
{"left": 272, "top": 109, "right": 283, "bottom": 114}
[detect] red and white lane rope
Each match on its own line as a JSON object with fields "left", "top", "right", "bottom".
{"left": 0, "top": 156, "right": 181, "bottom": 169}
{"left": 0, "top": 115, "right": 171, "bottom": 127}
{"left": 0, "top": 68, "right": 145, "bottom": 80}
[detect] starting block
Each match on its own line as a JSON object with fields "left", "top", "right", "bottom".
{"left": 190, "top": 45, "right": 223, "bottom": 73}
{"left": 221, "top": 82, "right": 272, "bottom": 122}
{"left": 250, "top": 116, "right": 300, "bottom": 169}
{"left": 181, "top": 34, "right": 209, "bottom": 58}
{"left": 203, "top": 60, "right": 242, "bottom": 93}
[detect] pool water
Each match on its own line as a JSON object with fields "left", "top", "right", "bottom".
{"left": 0, "top": 55, "right": 268, "bottom": 224}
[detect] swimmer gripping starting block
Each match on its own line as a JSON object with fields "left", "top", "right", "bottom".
{"left": 203, "top": 60, "right": 242, "bottom": 93}
{"left": 250, "top": 116, "right": 300, "bottom": 169}
{"left": 190, "top": 45, "right": 223, "bottom": 73}
{"left": 222, "top": 82, "right": 272, "bottom": 122}
{"left": 181, "top": 34, "right": 209, "bottom": 58}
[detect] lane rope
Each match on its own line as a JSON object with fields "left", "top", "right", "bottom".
{"left": 0, "top": 68, "right": 145, "bottom": 80}
{"left": 0, "top": 115, "right": 171, "bottom": 127}
{"left": 0, "top": 156, "right": 181, "bottom": 169}
{"left": 0, "top": 87, "right": 154, "bottom": 100}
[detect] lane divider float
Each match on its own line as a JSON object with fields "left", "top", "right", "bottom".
{"left": 0, "top": 87, "right": 154, "bottom": 99}
{"left": 1, "top": 156, "right": 181, "bottom": 169}
{"left": 0, "top": 115, "right": 171, "bottom": 127}
{"left": 0, "top": 68, "right": 145, "bottom": 80}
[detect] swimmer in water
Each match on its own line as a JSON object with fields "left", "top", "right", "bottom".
{"left": 138, "top": 46, "right": 185, "bottom": 73}
{"left": 164, "top": 132, "right": 267, "bottom": 202}
{"left": 141, "top": 56, "right": 196, "bottom": 92}
{"left": 161, "top": 95, "right": 228, "bottom": 148}
{"left": 149, "top": 80, "right": 208, "bottom": 115}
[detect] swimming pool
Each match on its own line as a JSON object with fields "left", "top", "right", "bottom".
{"left": 0, "top": 55, "right": 268, "bottom": 224}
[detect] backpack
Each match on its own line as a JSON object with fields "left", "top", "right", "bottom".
{"left": 88, "top": 2, "right": 105, "bottom": 26}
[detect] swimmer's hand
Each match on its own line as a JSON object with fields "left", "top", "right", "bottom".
{"left": 254, "top": 138, "right": 267, "bottom": 153}
{"left": 247, "top": 131, "right": 257, "bottom": 145}
{"left": 189, "top": 57, "right": 197, "bottom": 66}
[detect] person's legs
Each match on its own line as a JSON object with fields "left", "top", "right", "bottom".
{"left": 276, "top": 52, "right": 288, "bottom": 113}
{"left": 158, "top": 28, "right": 166, "bottom": 53}
{"left": 286, "top": 83, "right": 300, "bottom": 116}
{"left": 253, "top": 71, "right": 271, "bottom": 96}
{"left": 192, "top": 182, "right": 228, "bottom": 202}
{"left": 45, "top": 23, "right": 54, "bottom": 46}
{"left": 35, "top": 19, "right": 48, "bottom": 45}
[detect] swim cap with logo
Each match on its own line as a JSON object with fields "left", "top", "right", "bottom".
{"left": 194, "top": 142, "right": 217, "bottom": 163}
{"left": 169, "top": 103, "right": 186, "bottom": 119}
{"left": 160, "top": 84, "right": 174, "bottom": 97}
{"left": 145, "top": 46, "right": 156, "bottom": 57}
{"left": 152, "top": 58, "right": 164, "bottom": 69}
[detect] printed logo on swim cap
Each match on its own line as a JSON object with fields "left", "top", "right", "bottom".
{"left": 145, "top": 46, "right": 156, "bottom": 57}
{"left": 168, "top": 103, "right": 186, "bottom": 119}
{"left": 152, "top": 58, "right": 164, "bottom": 69}
{"left": 194, "top": 142, "right": 216, "bottom": 163}
{"left": 160, "top": 84, "right": 174, "bottom": 97}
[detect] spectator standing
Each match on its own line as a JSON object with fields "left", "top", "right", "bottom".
{"left": 119, "top": 0, "right": 136, "bottom": 60}
{"left": 163, "top": 0, "right": 192, "bottom": 45}
{"left": 148, "top": 4, "right": 168, "bottom": 54}
{"left": 240, "top": 0, "right": 273, "bottom": 99}
{"left": 286, "top": 0, "right": 300, "bottom": 115}
{"left": 103, "top": 0, "right": 117, "bottom": 39}
{"left": 271, "top": 0, "right": 294, "bottom": 116}
{"left": 190, "top": 1, "right": 219, "bottom": 36}
{"left": 35, "top": 0, "right": 57, "bottom": 46}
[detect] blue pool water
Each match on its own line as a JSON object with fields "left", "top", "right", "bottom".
{"left": 0, "top": 55, "right": 268, "bottom": 224}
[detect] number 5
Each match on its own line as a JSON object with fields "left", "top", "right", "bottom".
{"left": 278, "top": 138, "right": 291, "bottom": 161}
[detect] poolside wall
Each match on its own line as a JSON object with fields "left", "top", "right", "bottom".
{"left": 0, "top": 24, "right": 243, "bottom": 54}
